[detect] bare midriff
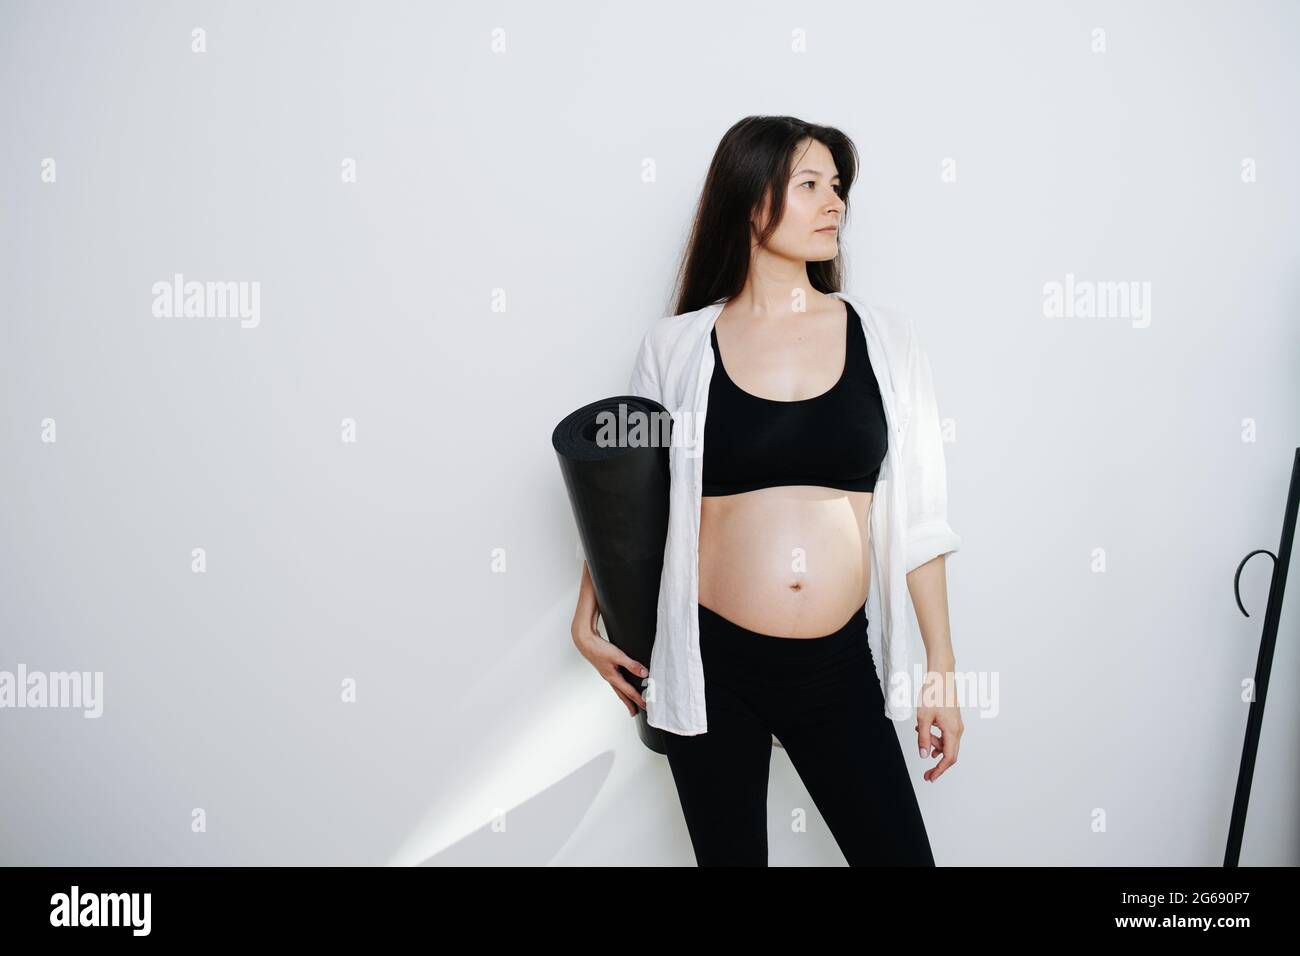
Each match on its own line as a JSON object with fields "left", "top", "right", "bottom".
{"left": 698, "top": 487, "right": 872, "bottom": 638}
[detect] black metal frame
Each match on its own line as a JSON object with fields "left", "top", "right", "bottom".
{"left": 1226, "top": 448, "right": 1299, "bottom": 866}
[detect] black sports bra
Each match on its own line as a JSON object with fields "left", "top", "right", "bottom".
{"left": 701, "top": 301, "right": 888, "bottom": 497}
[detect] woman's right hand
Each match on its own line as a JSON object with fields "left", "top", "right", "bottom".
{"left": 572, "top": 565, "right": 648, "bottom": 716}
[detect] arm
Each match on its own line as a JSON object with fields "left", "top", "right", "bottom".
{"left": 573, "top": 557, "right": 649, "bottom": 716}
{"left": 909, "top": 555, "right": 962, "bottom": 783}
{"left": 575, "top": 323, "right": 660, "bottom": 616}
{"left": 898, "top": 319, "right": 962, "bottom": 781}
{"left": 908, "top": 555, "right": 954, "bottom": 686}
{"left": 576, "top": 559, "right": 599, "bottom": 627}
{"left": 569, "top": 326, "right": 663, "bottom": 715}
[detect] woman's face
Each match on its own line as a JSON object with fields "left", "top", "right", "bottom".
{"left": 752, "top": 137, "right": 845, "bottom": 263}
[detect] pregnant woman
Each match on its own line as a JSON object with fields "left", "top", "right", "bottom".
{"left": 571, "top": 115, "right": 963, "bottom": 866}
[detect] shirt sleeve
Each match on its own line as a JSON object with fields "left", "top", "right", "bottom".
{"left": 627, "top": 327, "right": 662, "bottom": 405}
{"left": 900, "top": 319, "right": 961, "bottom": 573}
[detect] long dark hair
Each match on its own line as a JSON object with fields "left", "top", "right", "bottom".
{"left": 669, "top": 115, "right": 859, "bottom": 316}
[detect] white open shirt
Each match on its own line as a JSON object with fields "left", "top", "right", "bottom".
{"left": 626, "top": 290, "right": 961, "bottom": 736}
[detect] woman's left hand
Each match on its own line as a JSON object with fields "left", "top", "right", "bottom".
{"left": 915, "top": 703, "right": 962, "bottom": 783}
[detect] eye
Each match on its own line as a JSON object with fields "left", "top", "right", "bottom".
{"left": 802, "top": 181, "right": 843, "bottom": 195}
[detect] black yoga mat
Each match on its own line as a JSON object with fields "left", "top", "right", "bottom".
{"left": 553, "top": 395, "right": 673, "bottom": 754}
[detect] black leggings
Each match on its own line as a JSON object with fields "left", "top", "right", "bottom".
{"left": 661, "top": 601, "right": 935, "bottom": 866}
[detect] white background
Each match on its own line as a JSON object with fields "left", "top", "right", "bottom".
{"left": 1, "top": 0, "right": 1297, "bottom": 865}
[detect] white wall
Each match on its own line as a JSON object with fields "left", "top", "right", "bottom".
{"left": 1, "top": 0, "right": 1296, "bottom": 865}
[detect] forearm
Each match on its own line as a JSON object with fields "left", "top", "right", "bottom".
{"left": 571, "top": 560, "right": 601, "bottom": 649}
{"left": 906, "top": 554, "right": 955, "bottom": 670}
{"left": 578, "top": 560, "right": 598, "bottom": 612}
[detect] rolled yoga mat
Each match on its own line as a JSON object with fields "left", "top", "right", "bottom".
{"left": 553, "top": 395, "right": 673, "bottom": 754}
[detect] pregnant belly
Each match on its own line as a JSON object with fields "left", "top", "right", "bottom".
{"left": 698, "top": 486, "right": 874, "bottom": 638}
